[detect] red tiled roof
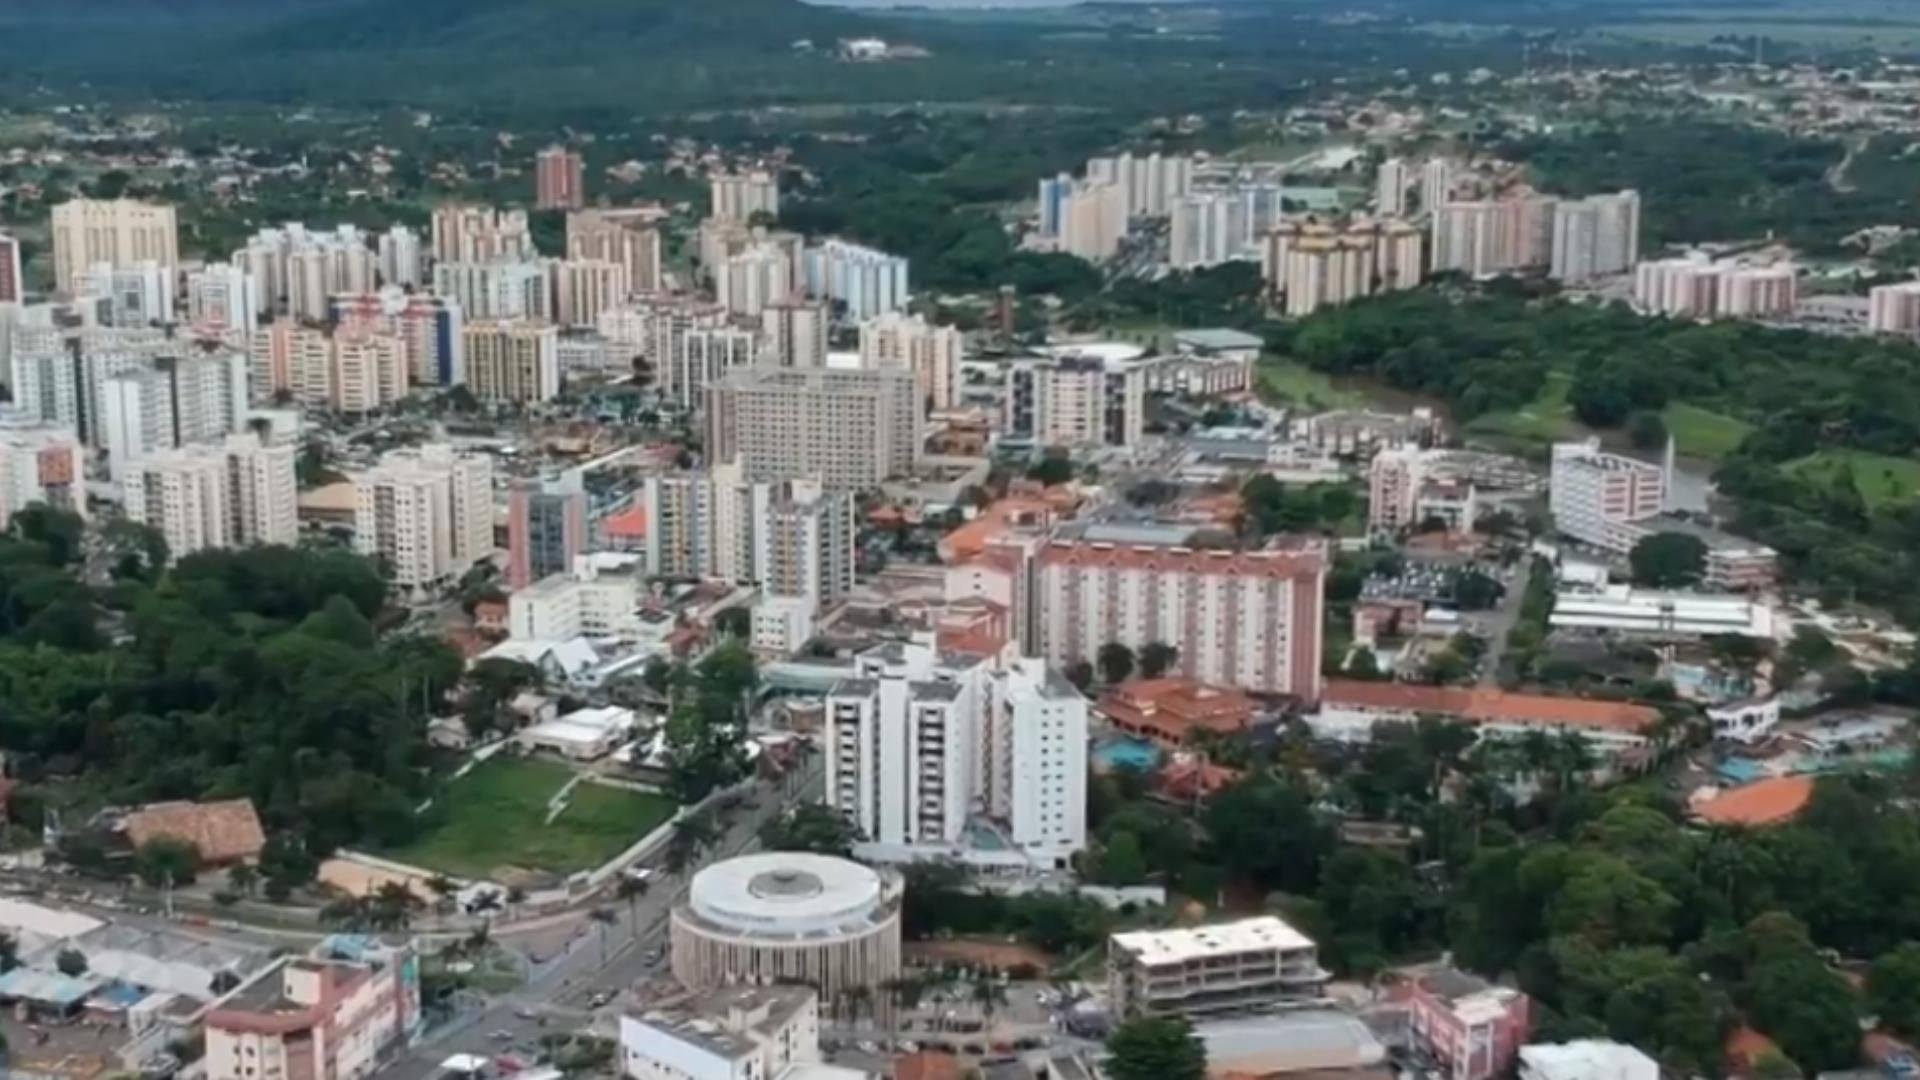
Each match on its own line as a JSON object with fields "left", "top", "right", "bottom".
{"left": 602, "top": 503, "right": 647, "bottom": 539}
{"left": 896, "top": 1053, "right": 962, "bottom": 1080}
{"left": 1038, "top": 538, "right": 1328, "bottom": 578}
{"left": 1098, "top": 678, "right": 1255, "bottom": 744}
{"left": 123, "top": 799, "right": 266, "bottom": 864}
{"left": 1322, "top": 679, "right": 1658, "bottom": 734}
{"left": 1693, "top": 776, "right": 1814, "bottom": 828}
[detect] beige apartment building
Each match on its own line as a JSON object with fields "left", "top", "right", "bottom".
{"left": 705, "top": 366, "right": 921, "bottom": 490}
{"left": 464, "top": 320, "right": 560, "bottom": 404}
{"left": 52, "top": 198, "right": 179, "bottom": 289}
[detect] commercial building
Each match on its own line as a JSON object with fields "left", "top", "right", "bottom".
{"left": 762, "top": 298, "right": 831, "bottom": 369}
{"left": 1399, "top": 969, "right": 1532, "bottom": 1080}
{"left": 1005, "top": 345, "right": 1149, "bottom": 450}
{"left": 205, "top": 937, "right": 421, "bottom": 1080}
{"left": 706, "top": 367, "right": 922, "bottom": 490}
{"left": 429, "top": 205, "right": 533, "bottom": 266}
{"left": 1313, "top": 680, "right": 1657, "bottom": 758}
{"left": 1036, "top": 538, "right": 1328, "bottom": 699}
{"left": 1518, "top": 1040, "right": 1659, "bottom": 1080}
{"left": 332, "top": 290, "right": 465, "bottom": 387}
{"left": 351, "top": 444, "right": 494, "bottom": 593}
{"left": 826, "top": 640, "right": 1086, "bottom": 864}
{"left": 670, "top": 852, "right": 903, "bottom": 1011}
{"left": 1548, "top": 191, "right": 1641, "bottom": 284}
{"left": 621, "top": 986, "right": 828, "bottom": 1080}
{"left": 1430, "top": 196, "right": 1555, "bottom": 277}
{"left": 51, "top": 198, "right": 179, "bottom": 289}
{"left": 1376, "top": 158, "right": 1411, "bottom": 218}
{"left": 535, "top": 145, "right": 586, "bottom": 211}
{"left": 801, "top": 240, "right": 909, "bottom": 321}
{"left": 464, "top": 320, "right": 561, "bottom": 404}
{"left": 858, "top": 313, "right": 960, "bottom": 413}
{"left": 1548, "top": 438, "right": 1667, "bottom": 554}
{"left": 709, "top": 170, "right": 781, "bottom": 223}
{"left": 569, "top": 208, "right": 665, "bottom": 294}
{"left": 123, "top": 434, "right": 298, "bottom": 559}
{"left": 507, "top": 472, "right": 589, "bottom": 590}
{"left": 1107, "top": 916, "right": 1329, "bottom": 1018}
{"left": 0, "top": 413, "right": 86, "bottom": 529}
{"left": 1548, "top": 584, "right": 1776, "bottom": 640}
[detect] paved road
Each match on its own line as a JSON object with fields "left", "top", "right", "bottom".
{"left": 1477, "top": 553, "right": 1533, "bottom": 687}
{"left": 377, "top": 764, "right": 822, "bottom": 1080}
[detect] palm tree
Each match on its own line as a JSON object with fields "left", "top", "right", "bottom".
{"left": 841, "top": 984, "right": 873, "bottom": 1027}
{"left": 226, "top": 863, "right": 258, "bottom": 899}
{"left": 616, "top": 875, "right": 650, "bottom": 933}
{"left": 371, "top": 883, "right": 423, "bottom": 931}
{"left": 665, "top": 814, "right": 717, "bottom": 874}
{"left": 970, "top": 975, "right": 1007, "bottom": 1036}
{"left": 425, "top": 875, "right": 459, "bottom": 912}
{"left": 589, "top": 907, "right": 618, "bottom": 967}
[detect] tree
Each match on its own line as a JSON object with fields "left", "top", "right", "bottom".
{"left": 589, "top": 906, "right": 618, "bottom": 966}
{"left": 1451, "top": 570, "right": 1505, "bottom": 612}
{"left": 1139, "top": 642, "right": 1179, "bottom": 679}
{"left": 616, "top": 875, "right": 650, "bottom": 930}
{"left": 1066, "top": 661, "right": 1094, "bottom": 692}
{"left": 665, "top": 813, "right": 717, "bottom": 874}
{"left": 1028, "top": 451, "right": 1075, "bottom": 487}
{"left": 56, "top": 948, "right": 88, "bottom": 977}
{"left": 1627, "top": 410, "right": 1669, "bottom": 450}
{"left": 1098, "top": 642, "right": 1136, "bottom": 685}
{"left": 1870, "top": 943, "right": 1920, "bottom": 1040}
{"left": 713, "top": 606, "right": 751, "bottom": 638}
{"left": 226, "top": 863, "right": 258, "bottom": 899}
{"left": 1204, "top": 776, "right": 1331, "bottom": 894}
{"left": 1106, "top": 1016, "right": 1207, "bottom": 1080}
{"left": 1629, "top": 532, "right": 1709, "bottom": 589}
{"left": 1088, "top": 830, "right": 1148, "bottom": 885}
{"left": 760, "top": 804, "right": 860, "bottom": 856}
{"left": 134, "top": 838, "right": 202, "bottom": 888}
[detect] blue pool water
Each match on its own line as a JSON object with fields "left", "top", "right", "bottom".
{"left": 1094, "top": 737, "right": 1162, "bottom": 772}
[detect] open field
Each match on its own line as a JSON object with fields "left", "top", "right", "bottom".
{"left": 1256, "top": 358, "right": 1367, "bottom": 411}
{"left": 1787, "top": 450, "right": 1920, "bottom": 509}
{"left": 385, "top": 756, "right": 676, "bottom": 881}
{"left": 1663, "top": 402, "right": 1754, "bottom": 461}
{"left": 1462, "top": 372, "right": 1578, "bottom": 449}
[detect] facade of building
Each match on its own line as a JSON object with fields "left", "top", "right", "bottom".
{"left": 1421, "top": 158, "right": 1453, "bottom": 210}
{"left": 123, "top": 434, "right": 298, "bottom": 560}
{"left": 1107, "top": 916, "right": 1329, "bottom": 1019}
{"left": 464, "top": 320, "right": 561, "bottom": 404}
{"left": 717, "top": 244, "right": 796, "bottom": 318}
{"left": 186, "top": 263, "right": 261, "bottom": 333}
{"left": 619, "top": 986, "right": 822, "bottom": 1080}
{"left": 568, "top": 209, "right": 665, "bottom": 295}
{"left": 670, "top": 852, "right": 902, "bottom": 1011}
{"left": 551, "top": 258, "right": 630, "bottom": 329}
{"left": 332, "top": 290, "right": 466, "bottom": 387}
{"left": 1376, "top": 158, "right": 1410, "bottom": 218}
{"left": 1058, "top": 181, "right": 1130, "bottom": 262}
{"left": 706, "top": 367, "right": 922, "bottom": 490}
{"left": 0, "top": 413, "right": 86, "bottom": 530}
{"left": 1086, "top": 151, "right": 1194, "bottom": 218}
{"left": 205, "top": 938, "right": 421, "bottom": 1080}
{"left": 640, "top": 463, "right": 856, "bottom": 613}
{"left": 429, "top": 205, "right": 533, "bottom": 266}
{"left": 377, "top": 226, "right": 424, "bottom": 289}
{"left": 1548, "top": 438, "right": 1667, "bottom": 554}
{"left": 536, "top": 146, "right": 586, "bottom": 211}
{"left": 1401, "top": 970, "right": 1533, "bottom": 1080}
{"left": 233, "top": 225, "right": 379, "bottom": 323}
{"left": 858, "top": 312, "right": 960, "bottom": 413}
{"left": 51, "top": 198, "right": 179, "bottom": 289}
{"left": 432, "top": 261, "right": 551, "bottom": 322}
{"left": 825, "top": 639, "right": 1086, "bottom": 865}
{"left": 507, "top": 561, "right": 647, "bottom": 641}
{"left": 1548, "top": 191, "right": 1641, "bottom": 284}
{"left": 99, "top": 350, "right": 251, "bottom": 479}
{"left": 1869, "top": 280, "right": 1920, "bottom": 335}
{"left": 0, "top": 230, "right": 21, "bottom": 303}
{"left": 1036, "top": 538, "right": 1329, "bottom": 699}
{"left": 351, "top": 445, "right": 495, "bottom": 593}
{"left": 1635, "top": 255, "right": 1798, "bottom": 320}
{"left": 709, "top": 171, "right": 781, "bottom": 223}
{"left": 1262, "top": 218, "right": 1423, "bottom": 316}
{"left": 801, "top": 240, "right": 909, "bottom": 321}
{"left": 761, "top": 299, "right": 831, "bottom": 369}
{"left": 75, "top": 260, "right": 176, "bottom": 328}
{"left": 1430, "top": 196, "right": 1555, "bottom": 277}
{"left": 1004, "top": 348, "right": 1148, "bottom": 450}
{"left": 507, "top": 472, "right": 589, "bottom": 590}
{"left": 8, "top": 321, "right": 179, "bottom": 447}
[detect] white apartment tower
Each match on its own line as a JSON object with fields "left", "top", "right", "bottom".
{"left": 352, "top": 444, "right": 494, "bottom": 593}
{"left": 122, "top": 433, "right": 296, "bottom": 559}
{"left": 0, "top": 413, "right": 86, "bottom": 529}
{"left": 762, "top": 298, "right": 831, "bottom": 369}
{"left": 430, "top": 206, "right": 533, "bottom": 265}
{"left": 858, "top": 312, "right": 961, "bottom": 413}
{"left": 1869, "top": 281, "right": 1920, "bottom": 335}
{"left": 567, "top": 209, "right": 665, "bottom": 294}
{"left": 1549, "top": 191, "right": 1641, "bottom": 283}
{"left": 463, "top": 320, "right": 561, "bottom": 404}
{"left": 51, "top": 199, "right": 179, "bottom": 289}
{"left": 186, "top": 264, "right": 261, "bottom": 333}
{"left": 1376, "top": 158, "right": 1411, "bottom": 218}
{"left": 709, "top": 170, "right": 781, "bottom": 223}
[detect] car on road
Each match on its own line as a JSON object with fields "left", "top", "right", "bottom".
{"left": 489, "top": 1029, "right": 515, "bottom": 1041}
{"left": 513, "top": 1006, "right": 538, "bottom": 1020}
{"left": 858, "top": 1041, "right": 878, "bottom": 1055}
{"left": 589, "top": 991, "right": 613, "bottom": 1007}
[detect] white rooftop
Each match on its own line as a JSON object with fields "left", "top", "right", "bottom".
{"left": 687, "top": 852, "right": 890, "bottom": 936}
{"left": 1519, "top": 1040, "right": 1659, "bottom": 1080}
{"left": 1110, "top": 915, "right": 1314, "bottom": 965}
{"left": 0, "top": 897, "right": 104, "bottom": 941}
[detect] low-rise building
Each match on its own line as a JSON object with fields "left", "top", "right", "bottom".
{"left": 121, "top": 799, "right": 267, "bottom": 867}
{"left": 1548, "top": 585, "right": 1775, "bottom": 640}
{"left": 1518, "top": 1040, "right": 1659, "bottom": 1080}
{"left": 1313, "top": 681, "right": 1656, "bottom": 758}
{"left": 205, "top": 936, "right": 421, "bottom": 1080}
{"left": 1107, "top": 916, "right": 1329, "bottom": 1019}
{"left": 1095, "top": 679, "right": 1255, "bottom": 749}
{"left": 621, "top": 985, "right": 836, "bottom": 1080}
{"left": 1397, "top": 969, "right": 1532, "bottom": 1080}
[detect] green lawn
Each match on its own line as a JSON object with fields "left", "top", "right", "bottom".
{"left": 1256, "top": 358, "right": 1366, "bottom": 410}
{"left": 1663, "top": 403, "right": 1754, "bottom": 461}
{"left": 1786, "top": 450, "right": 1920, "bottom": 510}
{"left": 386, "top": 756, "right": 677, "bottom": 880}
{"left": 1463, "top": 372, "right": 1578, "bottom": 448}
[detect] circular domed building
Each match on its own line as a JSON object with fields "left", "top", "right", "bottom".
{"left": 670, "top": 852, "right": 903, "bottom": 1007}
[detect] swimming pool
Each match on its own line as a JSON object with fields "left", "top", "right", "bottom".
{"left": 1093, "top": 737, "right": 1162, "bottom": 772}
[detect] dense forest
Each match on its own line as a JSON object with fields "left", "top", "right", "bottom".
{"left": 1284, "top": 287, "right": 1920, "bottom": 621}
{"left": 0, "top": 514, "right": 462, "bottom": 895}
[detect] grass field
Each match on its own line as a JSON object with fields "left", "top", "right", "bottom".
{"left": 386, "top": 756, "right": 677, "bottom": 881}
{"left": 1256, "top": 358, "right": 1367, "bottom": 411}
{"left": 1663, "top": 403, "right": 1754, "bottom": 461}
{"left": 1462, "top": 372, "right": 1578, "bottom": 449}
{"left": 1786, "top": 450, "right": 1920, "bottom": 510}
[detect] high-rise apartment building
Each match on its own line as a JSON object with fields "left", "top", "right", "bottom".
{"left": 99, "top": 350, "right": 250, "bottom": 480}
{"left": 1168, "top": 192, "right": 1253, "bottom": 270}
{"left": 232, "top": 225, "right": 378, "bottom": 322}
{"left": 1637, "top": 254, "right": 1796, "bottom": 320}
{"left": 1036, "top": 537, "right": 1330, "bottom": 699}
{"left": 75, "top": 261, "right": 175, "bottom": 328}
{"left": 464, "top": 320, "right": 560, "bottom": 404}
{"left": 1004, "top": 349, "right": 1148, "bottom": 449}
{"left": 377, "top": 225, "right": 425, "bottom": 289}
{"left": 1059, "top": 182, "right": 1130, "bottom": 262}
{"left": 1263, "top": 217, "right": 1424, "bottom": 316}
{"left": 0, "top": 231, "right": 22, "bottom": 303}
{"left": 1085, "top": 151, "right": 1193, "bottom": 218}
{"left": 1368, "top": 446, "right": 1428, "bottom": 534}
{"left": 1421, "top": 158, "right": 1453, "bottom": 211}
{"left": 535, "top": 146, "right": 585, "bottom": 211}
{"left": 51, "top": 199, "right": 179, "bottom": 290}
{"left": 1869, "top": 281, "right": 1920, "bottom": 335}
{"left": 801, "top": 240, "right": 909, "bottom": 321}
{"left": 1431, "top": 196, "right": 1557, "bottom": 277}
{"left": 0, "top": 412, "right": 86, "bottom": 529}
{"left": 858, "top": 312, "right": 960, "bottom": 413}
{"left": 1376, "top": 158, "right": 1411, "bottom": 218}
{"left": 638, "top": 462, "right": 855, "bottom": 613}
{"left": 429, "top": 205, "right": 534, "bottom": 266}
{"left": 123, "top": 433, "right": 297, "bottom": 559}
{"left": 566, "top": 208, "right": 664, "bottom": 294}
{"left": 506, "top": 471, "right": 589, "bottom": 590}
{"left": 761, "top": 298, "right": 830, "bottom": 369}
{"left": 1549, "top": 438, "right": 1668, "bottom": 554}
{"left": 709, "top": 170, "right": 781, "bottom": 223}
{"left": 248, "top": 320, "right": 407, "bottom": 412}
{"left": 1549, "top": 191, "right": 1641, "bottom": 283}
{"left": 706, "top": 367, "right": 921, "bottom": 490}
{"left": 550, "top": 258, "right": 629, "bottom": 328}
{"left": 826, "top": 639, "right": 1086, "bottom": 865}
{"left": 352, "top": 444, "right": 494, "bottom": 592}
{"left": 186, "top": 264, "right": 260, "bottom": 333}
{"left": 7, "top": 320, "right": 179, "bottom": 446}
{"left": 431, "top": 261, "right": 551, "bottom": 322}
{"left": 1037, "top": 172, "right": 1073, "bottom": 238}
{"left": 717, "top": 243, "right": 796, "bottom": 318}
{"left": 331, "top": 290, "right": 465, "bottom": 386}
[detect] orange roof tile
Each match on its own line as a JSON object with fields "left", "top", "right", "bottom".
{"left": 123, "top": 799, "right": 266, "bottom": 864}
{"left": 1038, "top": 538, "right": 1328, "bottom": 578}
{"left": 602, "top": 503, "right": 647, "bottom": 539}
{"left": 1694, "top": 776, "right": 1815, "bottom": 828}
{"left": 1726, "top": 1026, "right": 1780, "bottom": 1070}
{"left": 940, "top": 496, "right": 1058, "bottom": 563}
{"left": 1099, "top": 678, "right": 1255, "bottom": 744}
{"left": 896, "top": 1053, "right": 962, "bottom": 1080}
{"left": 1322, "top": 679, "right": 1658, "bottom": 734}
